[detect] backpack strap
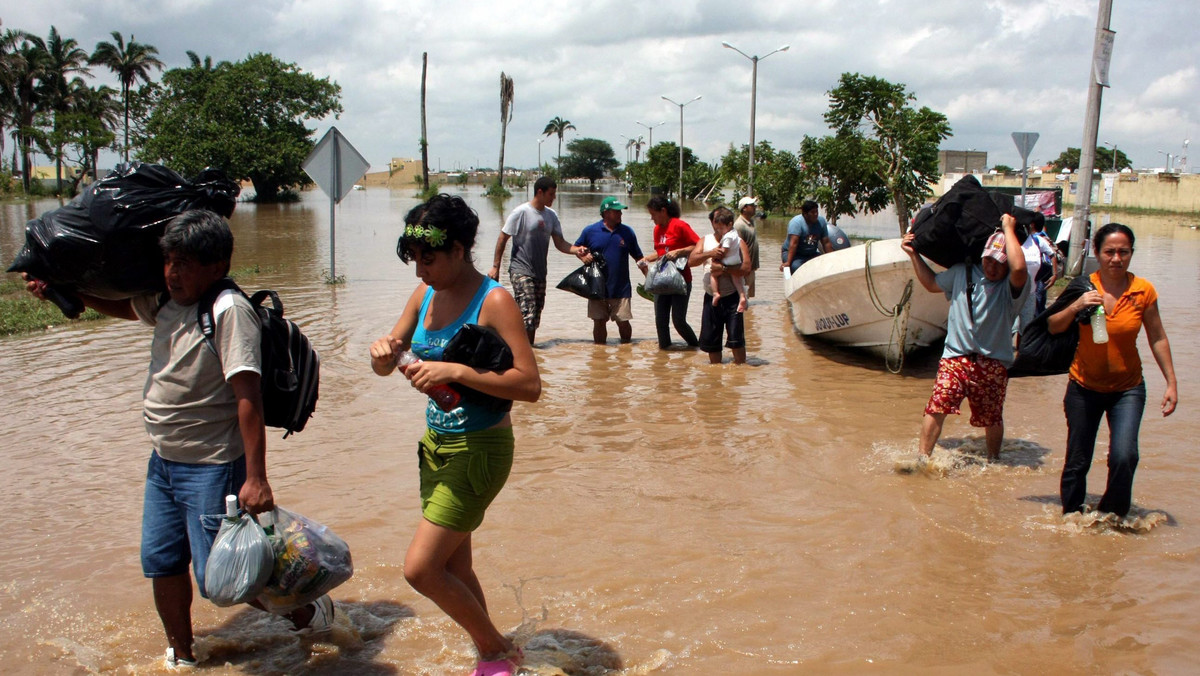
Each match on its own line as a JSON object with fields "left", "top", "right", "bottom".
{"left": 197, "top": 277, "right": 246, "bottom": 353}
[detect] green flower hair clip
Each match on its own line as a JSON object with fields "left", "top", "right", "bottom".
{"left": 404, "top": 223, "right": 448, "bottom": 247}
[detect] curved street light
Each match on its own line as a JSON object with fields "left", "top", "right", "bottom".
{"left": 662, "top": 95, "right": 702, "bottom": 199}
{"left": 722, "top": 41, "right": 789, "bottom": 198}
{"left": 1102, "top": 140, "right": 1117, "bottom": 171}
{"left": 635, "top": 120, "right": 666, "bottom": 149}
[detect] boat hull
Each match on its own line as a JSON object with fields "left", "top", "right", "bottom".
{"left": 783, "top": 238, "right": 949, "bottom": 356}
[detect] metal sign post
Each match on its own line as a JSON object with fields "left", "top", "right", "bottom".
{"left": 303, "top": 127, "right": 370, "bottom": 279}
{"left": 1012, "top": 131, "right": 1039, "bottom": 204}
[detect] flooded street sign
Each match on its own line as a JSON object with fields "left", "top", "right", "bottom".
{"left": 1012, "top": 132, "right": 1039, "bottom": 202}
{"left": 303, "top": 127, "right": 370, "bottom": 279}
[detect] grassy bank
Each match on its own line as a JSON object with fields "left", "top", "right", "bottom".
{"left": 0, "top": 277, "right": 105, "bottom": 336}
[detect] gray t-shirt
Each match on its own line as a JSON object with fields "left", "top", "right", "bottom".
{"left": 733, "top": 215, "right": 759, "bottom": 270}
{"left": 132, "top": 290, "right": 262, "bottom": 464}
{"left": 502, "top": 201, "right": 562, "bottom": 280}
{"left": 936, "top": 263, "right": 1030, "bottom": 368}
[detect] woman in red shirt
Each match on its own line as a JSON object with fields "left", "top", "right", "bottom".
{"left": 643, "top": 196, "right": 700, "bottom": 349}
{"left": 1048, "top": 223, "right": 1178, "bottom": 518}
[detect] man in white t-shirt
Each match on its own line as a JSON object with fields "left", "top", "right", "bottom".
{"left": 487, "top": 176, "right": 585, "bottom": 343}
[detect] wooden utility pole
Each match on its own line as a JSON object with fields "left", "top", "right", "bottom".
{"left": 1068, "top": 0, "right": 1114, "bottom": 276}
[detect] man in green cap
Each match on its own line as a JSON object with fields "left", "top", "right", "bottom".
{"left": 573, "top": 197, "right": 648, "bottom": 344}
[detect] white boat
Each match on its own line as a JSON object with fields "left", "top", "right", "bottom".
{"left": 782, "top": 238, "right": 949, "bottom": 364}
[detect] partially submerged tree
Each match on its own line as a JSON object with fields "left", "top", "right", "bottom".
{"left": 489, "top": 72, "right": 514, "bottom": 197}
{"left": 559, "top": 137, "right": 618, "bottom": 188}
{"left": 1050, "top": 146, "right": 1130, "bottom": 172}
{"left": 717, "top": 140, "right": 803, "bottom": 213}
{"left": 824, "top": 73, "right": 951, "bottom": 235}
{"left": 142, "top": 52, "right": 342, "bottom": 201}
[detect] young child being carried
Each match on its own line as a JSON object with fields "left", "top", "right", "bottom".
{"left": 710, "top": 211, "right": 748, "bottom": 313}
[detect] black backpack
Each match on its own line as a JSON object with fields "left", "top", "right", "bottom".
{"left": 197, "top": 278, "right": 320, "bottom": 438}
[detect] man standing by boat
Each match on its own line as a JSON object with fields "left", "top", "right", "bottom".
{"left": 488, "top": 176, "right": 586, "bottom": 344}
{"left": 780, "top": 201, "right": 833, "bottom": 273}
{"left": 734, "top": 196, "right": 761, "bottom": 298}
{"left": 573, "top": 197, "right": 648, "bottom": 344}
{"left": 901, "top": 214, "right": 1029, "bottom": 462}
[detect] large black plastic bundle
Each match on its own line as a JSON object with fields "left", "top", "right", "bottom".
{"left": 910, "top": 174, "right": 1025, "bottom": 268}
{"left": 7, "top": 163, "right": 240, "bottom": 317}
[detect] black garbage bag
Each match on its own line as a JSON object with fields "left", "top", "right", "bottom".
{"left": 441, "top": 323, "right": 515, "bottom": 412}
{"left": 1009, "top": 275, "right": 1094, "bottom": 377}
{"left": 556, "top": 253, "right": 607, "bottom": 300}
{"left": 910, "top": 175, "right": 1023, "bottom": 268}
{"left": 7, "top": 163, "right": 240, "bottom": 318}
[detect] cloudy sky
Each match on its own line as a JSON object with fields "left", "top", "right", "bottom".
{"left": 10, "top": 1, "right": 1198, "bottom": 174}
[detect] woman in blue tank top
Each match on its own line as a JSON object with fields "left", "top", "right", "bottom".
{"left": 369, "top": 195, "right": 540, "bottom": 675}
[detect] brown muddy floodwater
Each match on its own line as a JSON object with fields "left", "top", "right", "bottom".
{"left": 1, "top": 187, "right": 1198, "bottom": 675}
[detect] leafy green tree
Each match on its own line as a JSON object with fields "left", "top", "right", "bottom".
{"left": 559, "top": 137, "right": 618, "bottom": 188}
{"left": 824, "top": 73, "right": 951, "bottom": 235}
{"left": 628, "top": 141, "right": 702, "bottom": 197}
{"left": 89, "top": 31, "right": 163, "bottom": 163}
{"left": 542, "top": 116, "right": 575, "bottom": 169}
{"left": 798, "top": 131, "right": 889, "bottom": 225}
{"left": 142, "top": 53, "right": 342, "bottom": 202}
{"left": 992, "top": 164, "right": 1014, "bottom": 174}
{"left": 1050, "top": 146, "right": 1130, "bottom": 172}
{"left": 717, "top": 140, "right": 804, "bottom": 213}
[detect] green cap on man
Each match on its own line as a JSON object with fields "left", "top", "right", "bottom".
{"left": 600, "top": 196, "right": 628, "bottom": 215}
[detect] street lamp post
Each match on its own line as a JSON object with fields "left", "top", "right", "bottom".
{"left": 722, "top": 41, "right": 789, "bottom": 198}
{"left": 1103, "top": 141, "right": 1117, "bottom": 171}
{"left": 537, "top": 137, "right": 546, "bottom": 172}
{"left": 635, "top": 120, "right": 665, "bottom": 150}
{"left": 661, "top": 95, "right": 701, "bottom": 199}
{"left": 1158, "top": 150, "right": 1174, "bottom": 172}
{"left": 619, "top": 134, "right": 633, "bottom": 165}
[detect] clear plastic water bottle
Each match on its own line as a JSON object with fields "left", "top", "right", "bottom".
{"left": 1091, "top": 304, "right": 1109, "bottom": 344}
{"left": 397, "top": 351, "right": 462, "bottom": 411}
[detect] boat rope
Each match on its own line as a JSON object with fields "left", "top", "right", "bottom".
{"left": 865, "top": 240, "right": 915, "bottom": 373}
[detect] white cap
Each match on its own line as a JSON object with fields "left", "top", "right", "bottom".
{"left": 737, "top": 196, "right": 758, "bottom": 209}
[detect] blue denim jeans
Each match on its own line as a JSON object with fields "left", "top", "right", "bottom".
{"left": 141, "top": 451, "right": 246, "bottom": 598}
{"left": 654, "top": 279, "right": 698, "bottom": 349}
{"left": 1061, "top": 380, "right": 1145, "bottom": 517}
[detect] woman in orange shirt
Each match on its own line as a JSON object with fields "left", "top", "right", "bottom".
{"left": 1048, "top": 223, "right": 1178, "bottom": 517}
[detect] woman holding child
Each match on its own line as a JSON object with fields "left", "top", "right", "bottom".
{"left": 369, "top": 194, "right": 539, "bottom": 676}
{"left": 689, "top": 206, "right": 752, "bottom": 364}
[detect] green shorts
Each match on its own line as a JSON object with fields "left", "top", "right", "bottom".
{"left": 418, "top": 426, "right": 514, "bottom": 532}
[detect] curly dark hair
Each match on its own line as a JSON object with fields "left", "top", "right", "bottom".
{"left": 397, "top": 194, "right": 480, "bottom": 263}
{"left": 646, "top": 195, "right": 681, "bottom": 219}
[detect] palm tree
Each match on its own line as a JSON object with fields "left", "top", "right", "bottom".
{"left": 0, "top": 28, "right": 27, "bottom": 171}
{"left": 497, "top": 72, "right": 514, "bottom": 188}
{"left": 542, "top": 116, "right": 575, "bottom": 170}
{"left": 68, "top": 81, "right": 119, "bottom": 182}
{"left": 10, "top": 33, "right": 49, "bottom": 193}
{"left": 41, "top": 26, "right": 90, "bottom": 193}
{"left": 89, "top": 31, "right": 163, "bottom": 163}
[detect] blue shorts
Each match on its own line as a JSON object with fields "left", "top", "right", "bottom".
{"left": 141, "top": 451, "right": 246, "bottom": 598}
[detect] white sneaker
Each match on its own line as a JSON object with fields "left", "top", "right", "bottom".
{"left": 297, "top": 594, "right": 335, "bottom": 634}
{"left": 164, "top": 647, "right": 198, "bottom": 670}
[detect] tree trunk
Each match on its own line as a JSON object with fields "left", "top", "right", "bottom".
{"left": 892, "top": 188, "right": 909, "bottom": 237}
{"left": 420, "top": 53, "right": 429, "bottom": 191}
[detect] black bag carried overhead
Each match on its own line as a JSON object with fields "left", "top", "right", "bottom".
{"left": 909, "top": 174, "right": 1023, "bottom": 268}
{"left": 7, "top": 163, "right": 240, "bottom": 318}
{"left": 198, "top": 279, "right": 320, "bottom": 438}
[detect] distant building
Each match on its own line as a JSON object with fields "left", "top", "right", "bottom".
{"left": 388, "top": 158, "right": 425, "bottom": 186}
{"left": 938, "top": 150, "right": 988, "bottom": 175}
